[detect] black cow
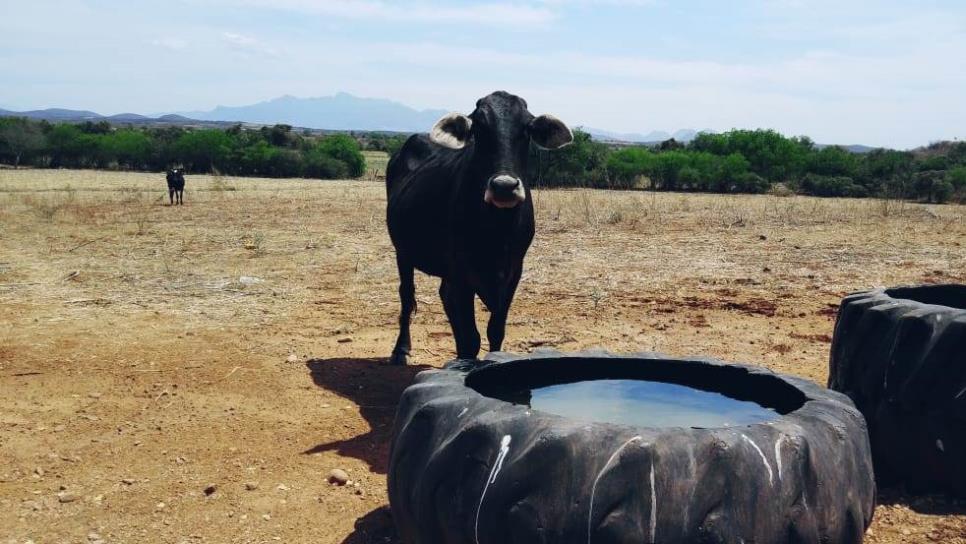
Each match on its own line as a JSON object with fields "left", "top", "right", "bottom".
{"left": 166, "top": 168, "right": 185, "bottom": 205}
{"left": 385, "top": 91, "right": 573, "bottom": 365}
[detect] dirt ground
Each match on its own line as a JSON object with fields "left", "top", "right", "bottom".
{"left": 1, "top": 169, "right": 964, "bottom": 544}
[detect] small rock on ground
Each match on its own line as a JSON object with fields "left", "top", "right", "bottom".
{"left": 57, "top": 492, "right": 78, "bottom": 503}
{"left": 328, "top": 469, "right": 349, "bottom": 485}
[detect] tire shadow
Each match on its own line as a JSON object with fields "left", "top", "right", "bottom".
{"left": 303, "top": 357, "right": 431, "bottom": 474}
{"left": 341, "top": 506, "right": 399, "bottom": 544}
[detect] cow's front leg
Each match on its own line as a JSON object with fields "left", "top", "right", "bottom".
{"left": 440, "top": 280, "right": 480, "bottom": 360}
{"left": 484, "top": 266, "right": 522, "bottom": 353}
{"left": 390, "top": 255, "right": 417, "bottom": 366}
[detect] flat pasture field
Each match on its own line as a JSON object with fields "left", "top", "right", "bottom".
{"left": 1, "top": 169, "right": 964, "bottom": 543}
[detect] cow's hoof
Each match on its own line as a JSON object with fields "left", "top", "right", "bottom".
{"left": 389, "top": 351, "right": 409, "bottom": 366}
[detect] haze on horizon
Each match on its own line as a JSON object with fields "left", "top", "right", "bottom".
{"left": 2, "top": 0, "right": 965, "bottom": 149}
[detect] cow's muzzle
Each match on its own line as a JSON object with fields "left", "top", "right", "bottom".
{"left": 484, "top": 175, "right": 525, "bottom": 208}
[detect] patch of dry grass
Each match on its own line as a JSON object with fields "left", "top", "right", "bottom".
{"left": 362, "top": 150, "right": 390, "bottom": 180}
{"left": 1, "top": 169, "right": 965, "bottom": 543}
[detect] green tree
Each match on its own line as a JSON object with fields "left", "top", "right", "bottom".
{"left": 172, "top": 129, "right": 233, "bottom": 172}
{"left": 262, "top": 124, "right": 295, "bottom": 147}
{"left": 715, "top": 153, "right": 752, "bottom": 192}
{"left": 605, "top": 147, "right": 654, "bottom": 188}
{"left": 650, "top": 151, "right": 691, "bottom": 190}
{"left": 101, "top": 130, "right": 153, "bottom": 170}
{"left": 946, "top": 166, "right": 966, "bottom": 202}
{"left": 807, "top": 146, "right": 859, "bottom": 178}
{"left": 731, "top": 172, "right": 770, "bottom": 193}
{"left": 691, "top": 129, "right": 806, "bottom": 181}
{"left": 947, "top": 166, "right": 966, "bottom": 191}
{"left": 683, "top": 151, "right": 718, "bottom": 191}
{"left": 317, "top": 134, "right": 365, "bottom": 178}
{"left": 303, "top": 148, "right": 349, "bottom": 179}
{"left": 237, "top": 140, "right": 277, "bottom": 176}
{"left": 0, "top": 117, "right": 45, "bottom": 167}
{"left": 46, "top": 124, "right": 100, "bottom": 167}
{"left": 800, "top": 174, "right": 868, "bottom": 197}
{"left": 531, "top": 129, "right": 609, "bottom": 187}
{"left": 385, "top": 135, "right": 408, "bottom": 157}
{"left": 857, "top": 149, "right": 914, "bottom": 197}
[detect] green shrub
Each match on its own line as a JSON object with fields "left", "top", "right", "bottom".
{"left": 800, "top": 174, "right": 868, "bottom": 197}
{"left": 731, "top": 172, "right": 770, "bottom": 194}
{"left": 605, "top": 147, "right": 654, "bottom": 189}
{"left": 317, "top": 134, "right": 365, "bottom": 178}
{"left": 303, "top": 149, "right": 348, "bottom": 179}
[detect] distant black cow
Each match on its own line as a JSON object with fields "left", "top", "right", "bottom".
{"left": 385, "top": 91, "right": 573, "bottom": 365}
{"left": 166, "top": 168, "right": 185, "bottom": 205}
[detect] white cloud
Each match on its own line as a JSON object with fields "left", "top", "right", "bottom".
{"left": 220, "top": 31, "right": 279, "bottom": 57}
{"left": 151, "top": 37, "right": 189, "bottom": 50}
{"left": 536, "top": 0, "right": 655, "bottom": 5}
{"left": 208, "top": 0, "right": 557, "bottom": 25}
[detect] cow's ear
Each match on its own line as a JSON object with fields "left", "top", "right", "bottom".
{"left": 430, "top": 112, "right": 473, "bottom": 149}
{"left": 529, "top": 114, "right": 573, "bottom": 150}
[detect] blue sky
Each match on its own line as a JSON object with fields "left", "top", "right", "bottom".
{"left": 2, "top": 0, "right": 964, "bottom": 148}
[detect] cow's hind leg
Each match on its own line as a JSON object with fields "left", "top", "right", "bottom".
{"left": 178, "top": 190, "right": 184, "bottom": 205}
{"left": 390, "top": 255, "right": 417, "bottom": 366}
{"left": 440, "top": 280, "right": 480, "bottom": 360}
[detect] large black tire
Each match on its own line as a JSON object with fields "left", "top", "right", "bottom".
{"left": 828, "top": 284, "right": 966, "bottom": 497}
{"left": 388, "top": 351, "right": 875, "bottom": 544}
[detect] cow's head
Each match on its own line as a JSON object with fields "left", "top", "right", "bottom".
{"left": 430, "top": 91, "right": 572, "bottom": 209}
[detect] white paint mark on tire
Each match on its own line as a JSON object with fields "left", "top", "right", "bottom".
{"left": 682, "top": 444, "right": 695, "bottom": 530}
{"left": 774, "top": 435, "right": 786, "bottom": 482}
{"left": 475, "top": 434, "right": 512, "bottom": 544}
{"left": 649, "top": 461, "right": 657, "bottom": 544}
{"left": 457, "top": 407, "right": 468, "bottom": 418}
{"left": 587, "top": 435, "right": 642, "bottom": 544}
{"left": 742, "top": 434, "right": 774, "bottom": 486}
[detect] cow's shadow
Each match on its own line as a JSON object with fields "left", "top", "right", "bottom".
{"left": 303, "top": 357, "right": 431, "bottom": 474}
{"left": 340, "top": 506, "right": 399, "bottom": 544}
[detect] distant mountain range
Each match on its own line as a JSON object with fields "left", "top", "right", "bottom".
{"left": 0, "top": 107, "right": 103, "bottom": 121}
{"left": 175, "top": 92, "right": 449, "bottom": 133}
{"left": 0, "top": 92, "right": 878, "bottom": 151}
{"left": 584, "top": 127, "right": 713, "bottom": 144}
{"left": 0, "top": 107, "right": 231, "bottom": 128}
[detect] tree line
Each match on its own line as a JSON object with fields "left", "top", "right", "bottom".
{"left": 1, "top": 117, "right": 964, "bottom": 202}
{"left": 529, "top": 130, "right": 966, "bottom": 203}
{"left": 0, "top": 118, "right": 366, "bottom": 179}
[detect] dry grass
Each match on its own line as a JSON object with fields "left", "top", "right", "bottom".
{"left": 362, "top": 150, "right": 390, "bottom": 180}
{"left": 1, "top": 169, "right": 964, "bottom": 543}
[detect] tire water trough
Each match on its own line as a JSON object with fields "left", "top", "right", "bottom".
{"left": 388, "top": 350, "right": 876, "bottom": 544}
{"left": 829, "top": 283, "right": 966, "bottom": 497}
